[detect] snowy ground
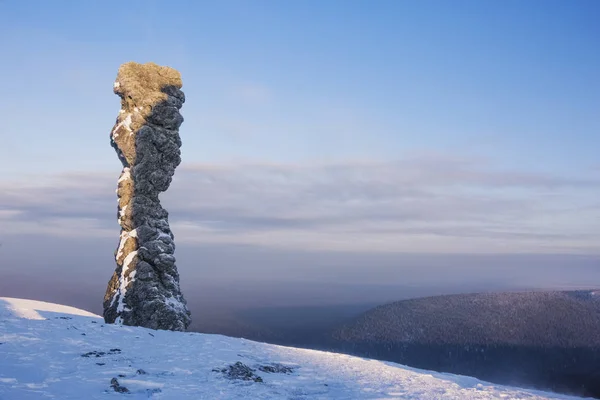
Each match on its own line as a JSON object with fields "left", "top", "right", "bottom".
{"left": 0, "top": 297, "right": 590, "bottom": 400}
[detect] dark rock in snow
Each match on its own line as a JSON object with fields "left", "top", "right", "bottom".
{"left": 215, "top": 362, "right": 264, "bottom": 383}
{"left": 258, "top": 363, "right": 294, "bottom": 374}
{"left": 103, "top": 62, "right": 191, "bottom": 331}
{"left": 81, "top": 351, "right": 106, "bottom": 358}
{"left": 136, "top": 369, "right": 147, "bottom": 375}
{"left": 110, "top": 377, "right": 129, "bottom": 393}
{"left": 81, "top": 349, "right": 120, "bottom": 358}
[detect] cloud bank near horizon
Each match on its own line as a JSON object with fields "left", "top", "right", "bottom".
{"left": 0, "top": 155, "right": 598, "bottom": 254}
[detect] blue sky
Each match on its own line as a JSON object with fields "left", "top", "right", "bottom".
{"left": 1, "top": 0, "right": 599, "bottom": 175}
{"left": 0, "top": 0, "right": 599, "bottom": 259}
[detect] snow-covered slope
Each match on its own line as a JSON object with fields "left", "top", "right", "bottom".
{"left": 0, "top": 298, "right": 589, "bottom": 400}
{"left": 0, "top": 297, "right": 100, "bottom": 320}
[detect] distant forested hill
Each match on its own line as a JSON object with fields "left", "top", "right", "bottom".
{"left": 330, "top": 290, "right": 600, "bottom": 398}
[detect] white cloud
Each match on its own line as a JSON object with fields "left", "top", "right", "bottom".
{"left": 0, "top": 156, "right": 598, "bottom": 254}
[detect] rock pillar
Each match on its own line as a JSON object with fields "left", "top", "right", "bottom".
{"left": 103, "top": 62, "right": 191, "bottom": 331}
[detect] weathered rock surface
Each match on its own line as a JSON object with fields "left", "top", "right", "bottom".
{"left": 103, "top": 62, "right": 191, "bottom": 331}
{"left": 258, "top": 363, "right": 294, "bottom": 374}
{"left": 110, "top": 377, "right": 129, "bottom": 393}
{"left": 213, "top": 362, "right": 264, "bottom": 383}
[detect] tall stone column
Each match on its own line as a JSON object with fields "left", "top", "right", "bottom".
{"left": 103, "top": 62, "right": 191, "bottom": 331}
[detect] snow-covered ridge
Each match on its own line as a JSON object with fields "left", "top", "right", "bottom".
{"left": 0, "top": 298, "right": 588, "bottom": 399}
{"left": 0, "top": 297, "right": 100, "bottom": 320}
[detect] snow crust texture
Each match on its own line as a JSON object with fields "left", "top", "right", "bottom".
{"left": 0, "top": 298, "right": 587, "bottom": 400}
{"left": 104, "top": 62, "right": 191, "bottom": 331}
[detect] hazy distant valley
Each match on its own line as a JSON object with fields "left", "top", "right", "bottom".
{"left": 2, "top": 239, "right": 600, "bottom": 398}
